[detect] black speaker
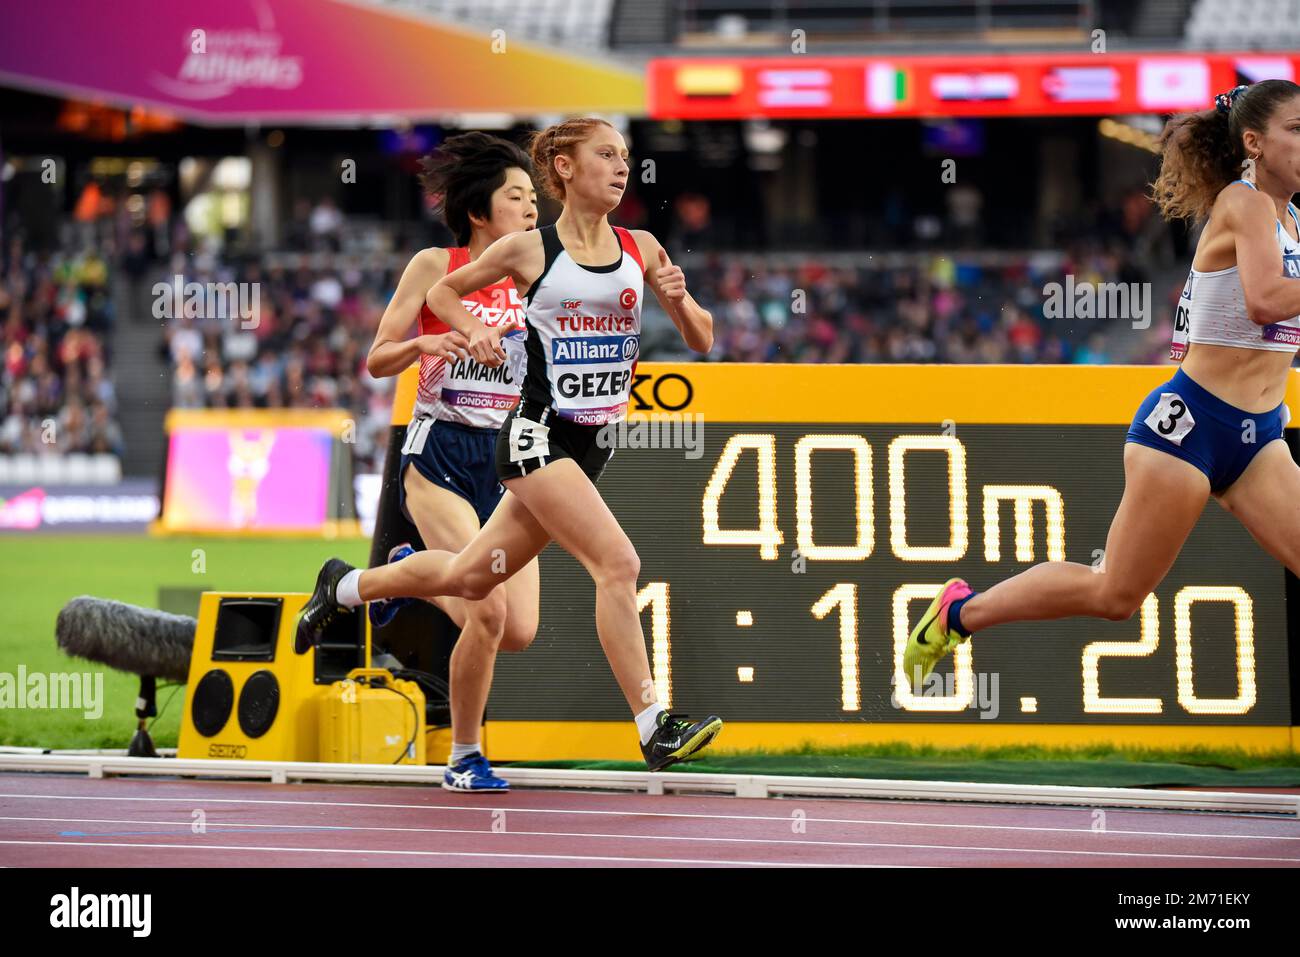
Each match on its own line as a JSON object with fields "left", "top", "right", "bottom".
{"left": 237, "top": 669, "right": 280, "bottom": 738}
{"left": 190, "top": 669, "right": 235, "bottom": 737}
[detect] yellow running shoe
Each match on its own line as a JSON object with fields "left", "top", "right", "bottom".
{"left": 902, "top": 578, "right": 973, "bottom": 692}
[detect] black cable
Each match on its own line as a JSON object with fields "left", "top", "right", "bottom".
{"left": 372, "top": 680, "right": 421, "bottom": 765}
{"left": 389, "top": 668, "right": 452, "bottom": 726}
{"left": 147, "top": 682, "right": 184, "bottom": 732}
{"left": 391, "top": 667, "right": 450, "bottom": 703}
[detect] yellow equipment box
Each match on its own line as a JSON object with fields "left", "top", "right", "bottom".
{"left": 178, "top": 592, "right": 368, "bottom": 762}
{"left": 320, "top": 668, "right": 426, "bottom": 765}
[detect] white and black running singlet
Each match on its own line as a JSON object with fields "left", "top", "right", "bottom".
{"left": 518, "top": 223, "right": 644, "bottom": 426}
{"left": 1170, "top": 179, "right": 1300, "bottom": 360}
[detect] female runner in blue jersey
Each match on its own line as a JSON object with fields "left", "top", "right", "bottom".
{"left": 299, "top": 118, "right": 722, "bottom": 770}
{"left": 364, "top": 132, "right": 540, "bottom": 791}
{"left": 902, "top": 80, "right": 1300, "bottom": 688}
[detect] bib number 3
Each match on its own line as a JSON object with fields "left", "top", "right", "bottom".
{"left": 1144, "top": 392, "right": 1195, "bottom": 446}
{"left": 508, "top": 416, "right": 550, "bottom": 464}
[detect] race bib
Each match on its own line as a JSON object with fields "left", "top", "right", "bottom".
{"left": 504, "top": 331, "right": 527, "bottom": 387}
{"left": 401, "top": 417, "right": 434, "bottom": 455}
{"left": 1169, "top": 274, "right": 1192, "bottom": 361}
{"left": 508, "top": 416, "right": 550, "bottom": 464}
{"left": 1144, "top": 392, "right": 1196, "bottom": 446}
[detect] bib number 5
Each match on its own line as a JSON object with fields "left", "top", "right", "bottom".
{"left": 1144, "top": 392, "right": 1195, "bottom": 446}
{"left": 508, "top": 416, "right": 550, "bottom": 464}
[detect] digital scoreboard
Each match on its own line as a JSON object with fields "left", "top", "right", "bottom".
{"left": 381, "top": 364, "right": 1300, "bottom": 759}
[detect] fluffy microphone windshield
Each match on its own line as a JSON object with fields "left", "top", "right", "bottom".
{"left": 55, "top": 597, "right": 195, "bottom": 682}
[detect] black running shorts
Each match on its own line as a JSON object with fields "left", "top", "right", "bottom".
{"left": 494, "top": 400, "right": 614, "bottom": 483}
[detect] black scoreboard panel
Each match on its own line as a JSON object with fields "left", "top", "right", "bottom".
{"left": 491, "top": 423, "right": 1292, "bottom": 725}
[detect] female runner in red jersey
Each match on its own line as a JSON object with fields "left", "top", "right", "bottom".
{"left": 299, "top": 118, "right": 722, "bottom": 770}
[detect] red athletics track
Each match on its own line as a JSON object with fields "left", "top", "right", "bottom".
{"left": 0, "top": 772, "right": 1297, "bottom": 867}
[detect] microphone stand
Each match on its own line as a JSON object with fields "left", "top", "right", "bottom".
{"left": 127, "top": 675, "right": 159, "bottom": 757}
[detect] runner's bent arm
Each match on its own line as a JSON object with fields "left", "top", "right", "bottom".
{"left": 367, "top": 247, "right": 469, "bottom": 378}
{"left": 1222, "top": 185, "right": 1300, "bottom": 325}
{"left": 634, "top": 231, "right": 713, "bottom": 353}
{"left": 427, "top": 231, "right": 541, "bottom": 367}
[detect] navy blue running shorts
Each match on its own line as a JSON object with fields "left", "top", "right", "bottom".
{"left": 400, "top": 416, "right": 505, "bottom": 526}
{"left": 1126, "top": 367, "right": 1289, "bottom": 493}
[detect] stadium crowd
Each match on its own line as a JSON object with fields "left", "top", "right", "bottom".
{"left": 690, "top": 244, "right": 1180, "bottom": 365}
{"left": 2, "top": 188, "right": 1181, "bottom": 475}
{"left": 0, "top": 234, "right": 125, "bottom": 459}
{"left": 158, "top": 239, "right": 399, "bottom": 473}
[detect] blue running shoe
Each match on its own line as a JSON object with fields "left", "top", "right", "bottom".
{"left": 368, "top": 543, "right": 416, "bottom": 629}
{"left": 442, "top": 752, "right": 510, "bottom": 793}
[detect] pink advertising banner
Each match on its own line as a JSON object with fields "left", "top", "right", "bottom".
{"left": 0, "top": 0, "right": 645, "bottom": 123}
{"left": 159, "top": 426, "right": 331, "bottom": 532}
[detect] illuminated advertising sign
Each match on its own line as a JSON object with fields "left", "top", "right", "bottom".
{"left": 648, "top": 53, "right": 1300, "bottom": 120}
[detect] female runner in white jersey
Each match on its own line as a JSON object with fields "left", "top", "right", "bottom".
{"left": 360, "top": 132, "right": 539, "bottom": 791}
{"left": 298, "top": 118, "right": 723, "bottom": 770}
{"left": 902, "top": 79, "right": 1300, "bottom": 688}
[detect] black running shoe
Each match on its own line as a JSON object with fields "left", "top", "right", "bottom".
{"left": 641, "top": 711, "right": 723, "bottom": 771}
{"left": 293, "top": 558, "right": 355, "bottom": 654}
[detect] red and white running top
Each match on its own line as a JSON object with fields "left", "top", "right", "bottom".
{"left": 413, "top": 246, "right": 527, "bottom": 429}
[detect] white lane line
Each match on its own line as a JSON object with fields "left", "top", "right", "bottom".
{"left": 0, "top": 840, "right": 891, "bottom": 867}
{"left": 0, "top": 793, "right": 1294, "bottom": 841}
{"left": 0, "top": 816, "right": 1295, "bottom": 864}
{"left": 4, "top": 771, "right": 1294, "bottom": 821}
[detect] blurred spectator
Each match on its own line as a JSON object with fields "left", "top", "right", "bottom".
{"left": 946, "top": 184, "right": 984, "bottom": 248}
{"left": 156, "top": 250, "right": 399, "bottom": 471}
{"left": 310, "top": 197, "right": 344, "bottom": 252}
{"left": 0, "top": 236, "right": 126, "bottom": 459}
{"left": 172, "top": 351, "right": 204, "bottom": 409}
{"left": 285, "top": 198, "right": 313, "bottom": 252}
{"left": 674, "top": 193, "right": 714, "bottom": 252}
{"left": 680, "top": 241, "right": 1176, "bottom": 366}
{"left": 87, "top": 401, "right": 125, "bottom": 457}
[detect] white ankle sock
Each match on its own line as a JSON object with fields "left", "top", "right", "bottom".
{"left": 336, "top": 569, "right": 363, "bottom": 607}
{"left": 636, "top": 703, "right": 666, "bottom": 745}
{"left": 450, "top": 742, "right": 481, "bottom": 765}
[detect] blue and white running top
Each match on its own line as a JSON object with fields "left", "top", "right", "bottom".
{"left": 518, "top": 224, "right": 644, "bottom": 426}
{"left": 1171, "top": 179, "right": 1300, "bottom": 360}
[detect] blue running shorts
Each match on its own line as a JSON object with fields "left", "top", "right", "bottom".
{"left": 400, "top": 416, "right": 505, "bottom": 526}
{"left": 1126, "top": 367, "right": 1289, "bottom": 493}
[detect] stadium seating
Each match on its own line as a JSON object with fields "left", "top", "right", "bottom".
{"left": 371, "top": 0, "right": 616, "bottom": 50}
{"left": 0, "top": 452, "right": 121, "bottom": 485}
{"left": 677, "top": 0, "right": 1092, "bottom": 42}
{"left": 1186, "top": 0, "right": 1300, "bottom": 47}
